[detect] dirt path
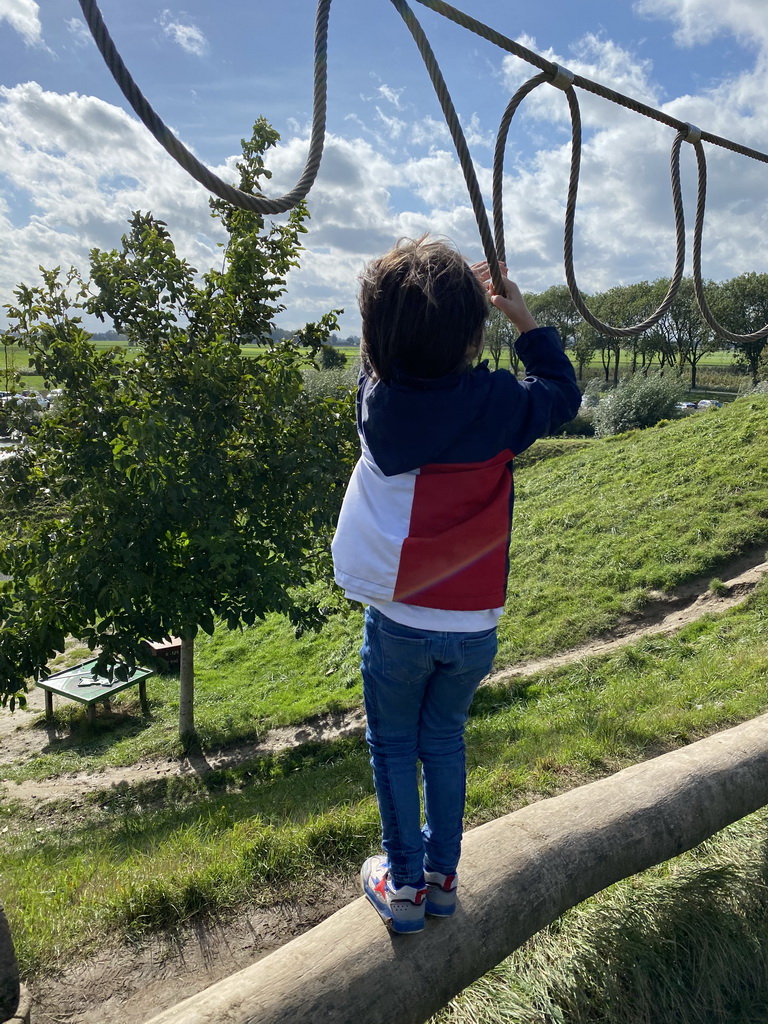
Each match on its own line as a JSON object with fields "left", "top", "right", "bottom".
{"left": 2, "top": 548, "right": 766, "bottom": 810}
{"left": 5, "top": 546, "right": 768, "bottom": 1024}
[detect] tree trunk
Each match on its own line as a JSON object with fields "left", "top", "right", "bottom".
{"left": 178, "top": 635, "right": 195, "bottom": 745}
{"left": 0, "top": 902, "right": 20, "bottom": 1023}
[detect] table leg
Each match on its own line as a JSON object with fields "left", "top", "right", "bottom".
{"left": 139, "top": 678, "right": 149, "bottom": 715}
{"left": 44, "top": 689, "right": 53, "bottom": 723}
{"left": 87, "top": 703, "right": 96, "bottom": 723}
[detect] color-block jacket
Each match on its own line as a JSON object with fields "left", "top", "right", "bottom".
{"left": 332, "top": 326, "right": 581, "bottom": 619}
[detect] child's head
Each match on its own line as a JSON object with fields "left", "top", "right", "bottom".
{"left": 359, "top": 235, "right": 488, "bottom": 383}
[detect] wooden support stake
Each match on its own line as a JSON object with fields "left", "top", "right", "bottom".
{"left": 144, "top": 713, "right": 768, "bottom": 1024}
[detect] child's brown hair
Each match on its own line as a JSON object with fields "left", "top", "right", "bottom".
{"left": 359, "top": 236, "right": 488, "bottom": 384}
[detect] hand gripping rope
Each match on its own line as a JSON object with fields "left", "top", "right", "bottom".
{"left": 78, "top": 0, "right": 768, "bottom": 342}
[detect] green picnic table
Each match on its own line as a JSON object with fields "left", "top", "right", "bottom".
{"left": 37, "top": 659, "right": 153, "bottom": 722}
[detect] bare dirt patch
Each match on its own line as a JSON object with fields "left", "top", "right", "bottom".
{"left": 489, "top": 549, "right": 768, "bottom": 683}
{"left": 27, "top": 878, "right": 359, "bottom": 1024}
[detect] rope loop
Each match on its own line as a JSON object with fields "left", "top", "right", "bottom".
{"left": 77, "top": 0, "right": 332, "bottom": 215}
{"left": 562, "top": 105, "right": 688, "bottom": 339}
{"left": 690, "top": 142, "right": 768, "bottom": 343}
{"left": 388, "top": 0, "right": 503, "bottom": 293}
{"left": 492, "top": 74, "right": 550, "bottom": 266}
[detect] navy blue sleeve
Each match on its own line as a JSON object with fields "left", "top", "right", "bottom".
{"left": 505, "top": 326, "right": 582, "bottom": 455}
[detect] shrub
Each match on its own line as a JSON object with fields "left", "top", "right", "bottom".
{"left": 318, "top": 345, "right": 347, "bottom": 370}
{"left": 301, "top": 366, "right": 358, "bottom": 401}
{"left": 557, "top": 409, "right": 595, "bottom": 437}
{"left": 594, "top": 373, "right": 685, "bottom": 437}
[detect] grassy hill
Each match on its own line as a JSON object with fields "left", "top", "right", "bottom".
{"left": 1, "top": 395, "right": 768, "bottom": 1003}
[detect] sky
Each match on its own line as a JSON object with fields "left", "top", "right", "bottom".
{"left": 0, "top": 0, "right": 767, "bottom": 336}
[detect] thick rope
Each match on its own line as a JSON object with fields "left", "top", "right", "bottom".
{"left": 561, "top": 97, "right": 689, "bottom": 338}
{"left": 689, "top": 142, "right": 768, "bottom": 343}
{"left": 492, "top": 78, "right": 688, "bottom": 337}
{"left": 79, "top": 0, "right": 768, "bottom": 341}
{"left": 77, "top": 0, "right": 331, "bottom": 215}
{"left": 388, "top": 0, "right": 503, "bottom": 294}
{"left": 411, "top": 0, "right": 768, "bottom": 167}
{"left": 492, "top": 74, "right": 549, "bottom": 265}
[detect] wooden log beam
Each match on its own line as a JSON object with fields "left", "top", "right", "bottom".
{"left": 145, "top": 713, "right": 768, "bottom": 1024}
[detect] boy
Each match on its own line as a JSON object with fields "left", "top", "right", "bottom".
{"left": 332, "top": 236, "right": 581, "bottom": 933}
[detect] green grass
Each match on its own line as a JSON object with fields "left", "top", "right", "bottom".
{"left": 434, "top": 808, "right": 768, "bottom": 1024}
{"left": 498, "top": 395, "right": 768, "bottom": 663}
{"left": 0, "top": 611, "right": 364, "bottom": 782}
{"left": 3, "top": 395, "right": 767, "bottom": 784}
{"left": 3, "top": 579, "right": 768, "bottom": 976}
{"left": 3, "top": 393, "right": 768, "bottom": 988}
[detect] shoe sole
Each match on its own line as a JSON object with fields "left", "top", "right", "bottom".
{"left": 425, "top": 902, "right": 456, "bottom": 917}
{"left": 361, "top": 869, "right": 425, "bottom": 934}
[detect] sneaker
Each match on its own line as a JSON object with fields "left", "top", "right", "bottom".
{"left": 425, "top": 869, "right": 458, "bottom": 917}
{"left": 361, "top": 855, "right": 427, "bottom": 934}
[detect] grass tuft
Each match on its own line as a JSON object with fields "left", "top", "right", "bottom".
{"left": 434, "top": 811, "right": 768, "bottom": 1024}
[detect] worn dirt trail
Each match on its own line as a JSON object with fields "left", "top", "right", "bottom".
{"left": 3, "top": 546, "right": 767, "bottom": 1024}
{"left": 2, "top": 548, "right": 765, "bottom": 810}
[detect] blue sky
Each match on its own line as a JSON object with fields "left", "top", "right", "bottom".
{"left": 1, "top": 0, "right": 767, "bottom": 334}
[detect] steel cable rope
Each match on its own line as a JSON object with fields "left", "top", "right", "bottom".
{"left": 77, "top": 0, "right": 331, "bottom": 215}
{"left": 388, "top": 0, "right": 503, "bottom": 292}
{"left": 689, "top": 142, "right": 768, "bottom": 343}
{"left": 79, "top": 0, "right": 768, "bottom": 339}
{"left": 560, "top": 91, "right": 689, "bottom": 338}
{"left": 412, "top": 0, "right": 768, "bottom": 167}
{"left": 492, "top": 76, "right": 686, "bottom": 338}
{"left": 491, "top": 74, "right": 549, "bottom": 264}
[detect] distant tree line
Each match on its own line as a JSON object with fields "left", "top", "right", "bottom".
{"left": 482, "top": 273, "right": 768, "bottom": 388}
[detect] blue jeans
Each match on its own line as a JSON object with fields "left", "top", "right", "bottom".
{"left": 361, "top": 605, "right": 498, "bottom": 888}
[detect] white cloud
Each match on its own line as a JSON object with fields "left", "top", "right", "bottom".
{"left": 66, "top": 17, "right": 93, "bottom": 48}
{"left": 375, "top": 106, "right": 406, "bottom": 141}
{"left": 378, "top": 84, "right": 404, "bottom": 109}
{"left": 0, "top": 0, "right": 43, "bottom": 47}
{"left": 0, "top": 83, "right": 224, "bottom": 328}
{"left": 635, "top": 0, "right": 768, "bottom": 50}
{"left": 409, "top": 115, "right": 450, "bottom": 147}
{"left": 159, "top": 10, "right": 208, "bottom": 57}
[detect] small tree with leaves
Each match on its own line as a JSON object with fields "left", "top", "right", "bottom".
{"left": 0, "top": 120, "right": 355, "bottom": 742}
{"left": 484, "top": 307, "right": 518, "bottom": 371}
{"left": 712, "top": 273, "right": 768, "bottom": 385}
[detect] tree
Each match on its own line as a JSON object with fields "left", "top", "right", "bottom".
{"left": 318, "top": 344, "right": 347, "bottom": 370}
{"left": 571, "top": 322, "right": 598, "bottom": 381}
{"left": 527, "top": 285, "right": 582, "bottom": 348}
{"left": 711, "top": 273, "right": 768, "bottom": 385}
{"left": 484, "top": 308, "right": 514, "bottom": 370}
{"left": 593, "top": 373, "right": 684, "bottom": 437}
{"left": 650, "top": 277, "right": 719, "bottom": 388}
{"left": 0, "top": 120, "right": 356, "bottom": 740}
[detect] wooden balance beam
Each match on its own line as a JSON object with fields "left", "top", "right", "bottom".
{"left": 144, "top": 712, "right": 768, "bottom": 1024}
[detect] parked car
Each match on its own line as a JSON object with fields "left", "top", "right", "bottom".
{"left": 21, "top": 390, "right": 49, "bottom": 410}
{"left": 695, "top": 399, "right": 722, "bottom": 410}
